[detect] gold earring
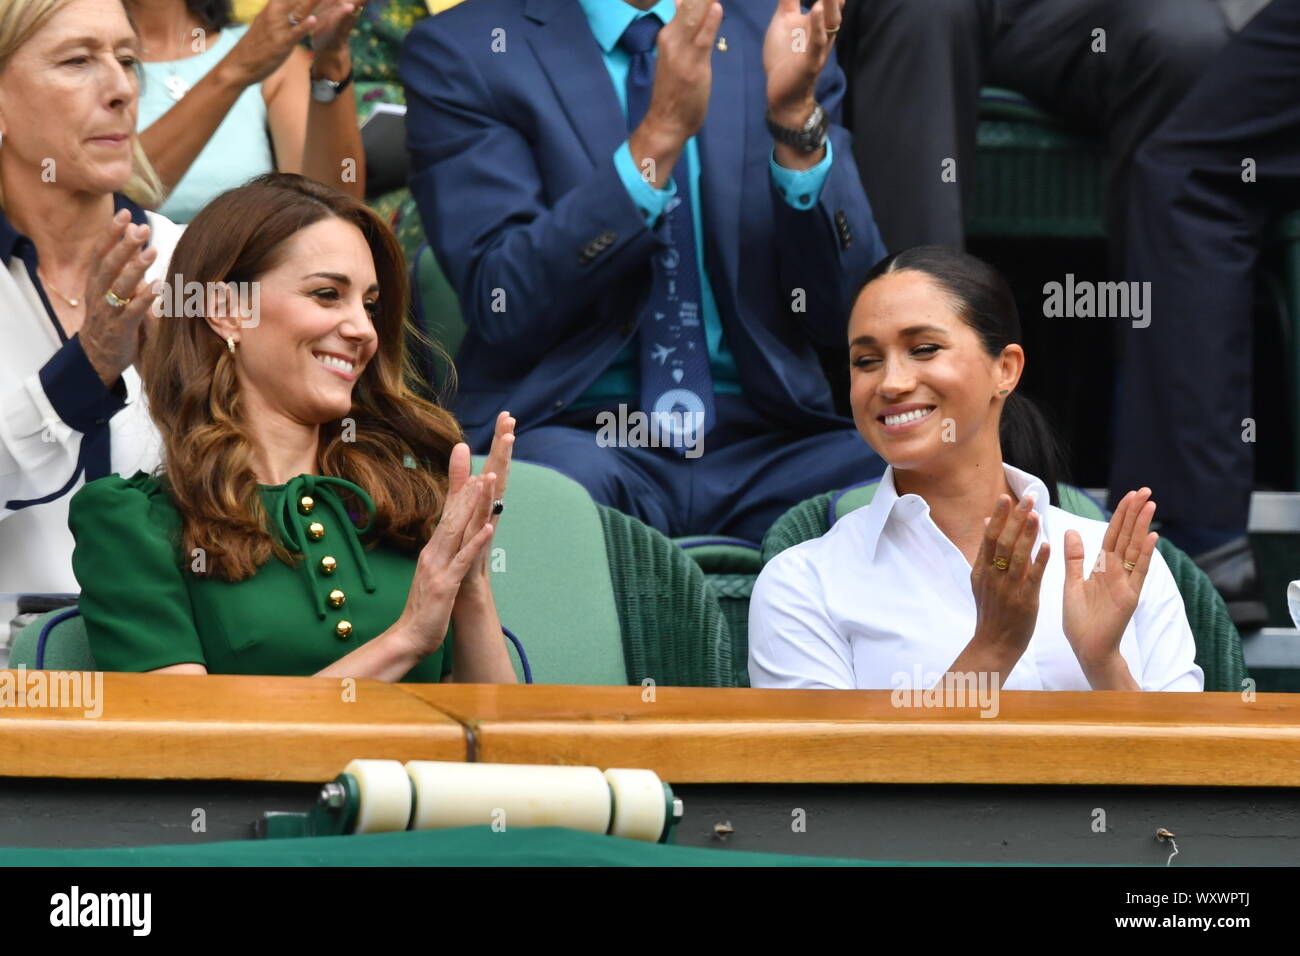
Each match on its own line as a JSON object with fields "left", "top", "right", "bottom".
{"left": 227, "top": 336, "right": 237, "bottom": 354}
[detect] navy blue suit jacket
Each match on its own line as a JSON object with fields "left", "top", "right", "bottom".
{"left": 401, "top": 0, "right": 887, "bottom": 449}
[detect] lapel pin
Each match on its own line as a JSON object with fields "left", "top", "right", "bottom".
{"left": 716, "top": 36, "right": 727, "bottom": 52}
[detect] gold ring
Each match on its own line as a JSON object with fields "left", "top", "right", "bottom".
{"left": 826, "top": 25, "right": 840, "bottom": 34}
{"left": 1123, "top": 560, "right": 1137, "bottom": 571}
{"left": 288, "top": 12, "right": 301, "bottom": 26}
{"left": 104, "top": 289, "right": 132, "bottom": 309}
{"left": 992, "top": 556, "right": 1010, "bottom": 571}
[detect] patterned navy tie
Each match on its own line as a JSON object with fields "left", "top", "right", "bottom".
{"left": 619, "top": 14, "right": 715, "bottom": 453}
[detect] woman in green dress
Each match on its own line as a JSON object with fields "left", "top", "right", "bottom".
{"left": 69, "top": 172, "right": 517, "bottom": 683}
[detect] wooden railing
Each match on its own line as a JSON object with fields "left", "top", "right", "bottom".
{"left": 2, "top": 673, "right": 1298, "bottom": 786}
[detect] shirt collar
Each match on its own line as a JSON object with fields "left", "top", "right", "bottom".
{"left": 577, "top": 0, "right": 678, "bottom": 54}
{"left": 855, "top": 462, "right": 1053, "bottom": 562}
{"left": 0, "top": 193, "right": 149, "bottom": 265}
{"left": 0, "top": 204, "right": 23, "bottom": 265}
{"left": 114, "top": 193, "right": 150, "bottom": 230}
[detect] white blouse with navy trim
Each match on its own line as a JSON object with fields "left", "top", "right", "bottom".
{"left": 0, "top": 196, "right": 183, "bottom": 635}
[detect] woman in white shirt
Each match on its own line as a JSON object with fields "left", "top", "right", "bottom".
{"left": 0, "top": 0, "right": 185, "bottom": 637}
{"left": 749, "top": 246, "right": 1204, "bottom": 692}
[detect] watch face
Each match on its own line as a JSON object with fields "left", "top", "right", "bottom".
{"left": 312, "top": 78, "right": 336, "bottom": 102}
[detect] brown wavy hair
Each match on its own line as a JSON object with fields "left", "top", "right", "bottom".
{"left": 142, "top": 173, "right": 462, "bottom": 581}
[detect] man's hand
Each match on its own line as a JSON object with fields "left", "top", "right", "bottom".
{"left": 628, "top": 0, "right": 722, "bottom": 191}
{"left": 763, "top": 0, "right": 843, "bottom": 128}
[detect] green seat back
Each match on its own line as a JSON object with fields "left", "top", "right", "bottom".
{"left": 10, "top": 609, "right": 95, "bottom": 671}
{"left": 472, "top": 459, "right": 626, "bottom": 684}
{"left": 970, "top": 86, "right": 1105, "bottom": 239}
{"left": 1153, "top": 540, "right": 1248, "bottom": 693}
{"left": 762, "top": 482, "right": 1246, "bottom": 692}
{"left": 474, "top": 458, "right": 731, "bottom": 685}
{"left": 602, "top": 510, "right": 732, "bottom": 687}
{"left": 674, "top": 537, "right": 762, "bottom": 688}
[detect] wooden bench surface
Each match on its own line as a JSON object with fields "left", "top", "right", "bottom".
{"left": 3, "top": 673, "right": 1299, "bottom": 786}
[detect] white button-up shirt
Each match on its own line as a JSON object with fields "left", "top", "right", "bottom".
{"left": 749, "top": 464, "right": 1204, "bottom": 692}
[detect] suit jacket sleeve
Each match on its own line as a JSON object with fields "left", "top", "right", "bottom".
{"left": 401, "top": 20, "right": 663, "bottom": 357}
{"left": 769, "top": 50, "right": 888, "bottom": 350}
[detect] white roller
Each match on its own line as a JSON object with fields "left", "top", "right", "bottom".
{"left": 603, "top": 768, "right": 667, "bottom": 843}
{"left": 405, "top": 761, "right": 612, "bottom": 835}
{"left": 343, "top": 759, "right": 412, "bottom": 834}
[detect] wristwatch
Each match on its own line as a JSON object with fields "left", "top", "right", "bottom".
{"left": 310, "top": 67, "right": 354, "bottom": 104}
{"left": 765, "top": 102, "right": 828, "bottom": 153}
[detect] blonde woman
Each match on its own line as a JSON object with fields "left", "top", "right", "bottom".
{"left": 0, "top": 0, "right": 184, "bottom": 637}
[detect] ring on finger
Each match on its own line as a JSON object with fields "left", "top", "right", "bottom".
{"left": 491, "top": 499, "right": 505, "bottom": 516}
{"left": 825, "top": 25, "right": 840, "bottom": 34}
{"left": 288, "top": 11, "right": 302, "bottom": 26}
{"left": 1122, "top": 559, "right": 1137, "bottom": 571}
{"left": 992, "top": 555, "right": 1010, "bottom": 571}
{"left": 105, "top": 288, "right": 132, "bottom": 309}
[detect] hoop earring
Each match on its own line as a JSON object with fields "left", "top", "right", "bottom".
{"left": 227, "top": 336, "right": 237, "bottom": 354}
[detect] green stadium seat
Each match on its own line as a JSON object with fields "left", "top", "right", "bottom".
{"left": 674, "top": 536, "right": 763, "bottom": 687}
{"left": 9, "top": 609, "right": 92, "bottom": 671}
{"left": 473, "top": 458, "right": 731, "bottom": 685}
{"left": 760, "top": 480, "right": 1248, "bottom": 693}
{"left": 14, "top": 461, "right": 732, "bottom": 687}
{"left": 969, "top": 87, "right": 1106, "bottom": 239}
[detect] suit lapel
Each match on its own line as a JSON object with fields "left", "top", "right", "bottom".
{"left": 696, "top": 21, "right": 745, "bottom": 311}
{"left": 523, "top": 0, "right": 628, "bottom": 169}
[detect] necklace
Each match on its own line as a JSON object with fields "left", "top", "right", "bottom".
{"left": 164, "top": 73, "right": 192, "bottom": 101}
{"left": 38, "top": 269, "right": 81, "bottom": 308}
{"left": 142, "top": 24, "right": 199, "bottom": 101}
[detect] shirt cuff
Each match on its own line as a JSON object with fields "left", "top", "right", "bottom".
{"left": 770, "top": 138, "right": 834, "bottom": 211}
{"left": 614, "top": 141, "right": 678, "bottom": 227}
{"left": 37, "top": 334, "right": 126, "bottom": 434}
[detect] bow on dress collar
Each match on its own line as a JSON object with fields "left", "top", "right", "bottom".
{"left": 271, "top": 474, "right": 379, "bottom": 620}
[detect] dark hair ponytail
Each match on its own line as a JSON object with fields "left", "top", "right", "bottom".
{"left": 856, "top": 246, "right": 1069, "bottom": 505}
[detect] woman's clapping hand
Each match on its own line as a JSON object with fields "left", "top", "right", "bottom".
{"left": 392, "top": 442, "right": 497, "bottom": 658}
{"left": 968, "top": 492, "right": 1051, "bottom": 667}
{"left": 448, "top": 412, "right": 515, "bottom": 601}
{"left": 79, "top": 210, "right": 160, "bottom": 388}
{"left": 1061, "top": 488, "right": 1156, "bottom": 688}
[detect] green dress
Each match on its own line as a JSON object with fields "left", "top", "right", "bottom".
{"left": 69, "top": 471, "right": 450, "bottom": 680}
